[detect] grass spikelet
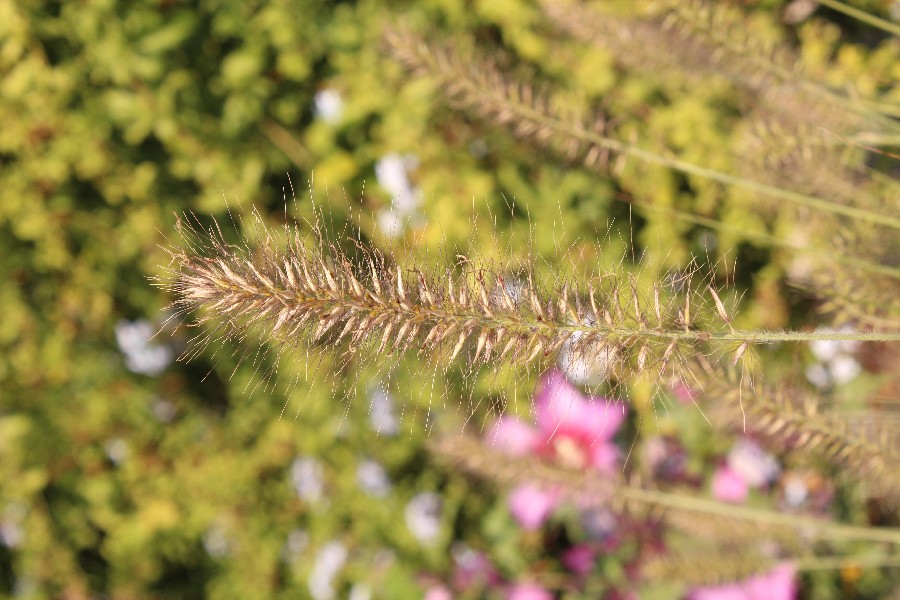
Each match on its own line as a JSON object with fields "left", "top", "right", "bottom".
{"left": 383, "top": 24, "right": 900, "bottom": 231}
{"left": 640, "top": 550, "right": 776, "bottom": 587}
{"left": 702, "top": 365, "right": 900, "bottom": 498}
{"left": 540, "top": 0, "right": 894, "bottom": 136}
{"left": 734, "top": 116, "right": 877, "bottom": 213}
{"left": 807, "top": 227, "right": 900, "bottom": 329}
{"left": 160, "top": 209, "right": 775, "bottom": 401}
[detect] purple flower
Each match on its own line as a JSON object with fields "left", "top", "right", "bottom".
{"left": 727, "top": 439, "right": 779, "bottom": 488}
{"left": 489, "top": 370, "right": 626, "bottom": 530}
{"left": 562, "top": 544, "right": 596, "bottom": 576}
{"left": 688, "top": 564, "right": 796, "bottom": 600}
{"left": 452, "top": 545, "right": 500, "bottom": 590}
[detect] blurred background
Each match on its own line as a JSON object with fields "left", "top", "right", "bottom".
{"left": 1, "top": 0, "right": 899, "bottom": 598}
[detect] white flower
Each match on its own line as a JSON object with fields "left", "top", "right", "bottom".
{"left": 727, "top": 439, "right": 779, "bottom": 488}
{"left": 806, "top": 326, "right": 862, "bottom": 388}
{"left": 115, "top": 319, "right": 173, "bottom": 376}
{"left": 405, "top": 492, "right": 442, "bottom": 545}
{"left": 104, "top": 438, "right": 129, "bottom": 465}
{"left": 0, "top": 503, "right": 26, "bottom": 549}
{"left": 308, "top": 541, "right": 347, "bottom": 600}
{"left": 151, "top": 398, "right": 177, "bottom": 423}
{"left": 291, "top": 457, "right": 325, "bottom": 502}
{"left": 369, "top": 387, "right": 399, "bottom": 436}
{"left": 0, "top": 522, "right": 23, "bottom": 548}
{"left": 782, "top": 473, "right": 808, "bottom": 508}
{"left": 314, "top": 89, "right": 343, "bottom": 123}
{"left": 282, "top": 528, "right": 309, "bottom": 563}
{"left": 375, "top": 209, "right": 405, "bottom": 240}
{"left": 804, "top": 363, "right": 830, "bottom": 389}
{"left": 357, "top": 460, "right": 391, "bottom": 498}
{"left": 374, "top": 153, "right": 423, "bottom": 237}
{"left": 558, "top": 325, "right": 620, "bottom": 386}
{"left": 349, "top": 584, "right": 372, "bottom": 600}
{"left": 830, "top": 354, "right": 861, "bottom": 385}
{"left": 203, "top": 524, "right": 230, "bottom": 557}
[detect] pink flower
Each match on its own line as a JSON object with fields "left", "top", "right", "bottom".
{"left": 688, "top": 564, "right": 796, "bottom": 600}
{"left": 423, "top": 586, "right": 453, "bottom": 600}
{"left": 489, "top": 370, "right": 627, "bottom": 529}
{"left": 712, "top": 465, "right": 749, "bottom": 504}
{"left": 508, "top": 484, "right": 560, "bottom": 531}
{"left": 506, "top": 582, "right": 554, "bottom": 600}
{"left": 671, "top": 382, "right": 698, "bottom": 405}
{"left": 562, "top": 544, "right": 596, "bottom": 576}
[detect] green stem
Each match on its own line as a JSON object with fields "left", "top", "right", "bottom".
{"left": 816, "top": 0, "right": 900, "bottom": 37}
{"left": 621, "top": 486, "right": 900, "bottom": 545}
{"left": 626, "top": 198, "right": 900, "bottom": 280}
{"left": 544, "top": 113, "right": 900, "bottom": 230}
{"left": 436, "top": 436, "right": 900, "bottom": 547}
{"left": 671, "top": 2, "right": 900, "bottom": 129}
{"left": 796, "top": 553, "right": 900, "bottom": 572}
{"left": 850, "top": 132, "right": 900, "bottom": 147}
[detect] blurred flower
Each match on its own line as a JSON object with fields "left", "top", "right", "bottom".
{"left": 357, "top": 459, "right": 391, "bottom": 498}
{"left": 405, "top": 492, "right": 442, "bottom": 545}
{"left": 0, "top": 503, "right": 26, "bottom": 549}
{"left": 727, "top": 439, "right": 779, "bottom": 488}
{"left": 376, "top": 153, "right": 418, "bottom": 211}
{"left": 558, "top": 330, "right": 620, "bottom": 385}
{"left": 282, "top": 528, "right": 309, "bottom": 563}
{"left": 489, "top": 369, "right": 626, "bottom": 530}
{"left": 643, "top": 435, "right": 690, "bottom": 483}
{"left": 712, "top": 464, "right": 749, "bottom": 504}
{"left": 308, "top": 541, "right": 347, "bottom": 600}
{"left": 452, "top": 544, "right": 500, "bottom": 590}
{"left": 314, "top": 88, "right": 343, "bottom": 123}
{"left": 671, "top": 382, "right": 698, "bottom": 405}
{"left": 368, "top": 386, "right": 399, "bottom": 436}
{"left": 104, "top": 437, "right": 130, "bottom": 466}
{"left": 506, "top": 582, "right": 554, "bottom": 600}
{"left": 202, "top": 524, "right": 230, "bottom": 558}
{"left": 806, "top": 327, "right": 861, "bottom": 388}
{"left": 151, "top": 398, "right": 177, "bottom": 423}
{"left": 0, "top": 521, "right": 23, "bottom": 548}
{"left": 375, "top": 153, "right": 423, "bottom": 238}
{"left": 508, "top": 484, "right": 560, "bottom": 531}
{"left": 581, "top": 507, "right": 618, "bottom": 543}
{"left": 562, "top": 544, "right": 596, "bottom": 576}
{"left": 711, "top": 439, "right": 779, "bottom": 504}
{"left": 468, "top": 138, "right": 488, "bottom": 158}
{"left": 778, "top": 471, "right": 833, "bottom": 516}
{"left": 782, "top": 473, "right": 807, "bottom": 508}
{"left": 687, "top": 563, "right": 796, "bottom": 600}
{"left": 292, "top": 456, "right": 325, "bottom": 503}
{"left": 423, "top": 586, "right": 453, "bottom": 600}
{"left": 348, "top": 583, "right": 371, "bottom": 600}
{"left": 115, "top": 319, "right": 173, "bottom": 376}
{"left": 490, "top": 369, "right": 626, "bottom": 470}
{"left": 783, "top": 0, "right": 817, "bottom": 24}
